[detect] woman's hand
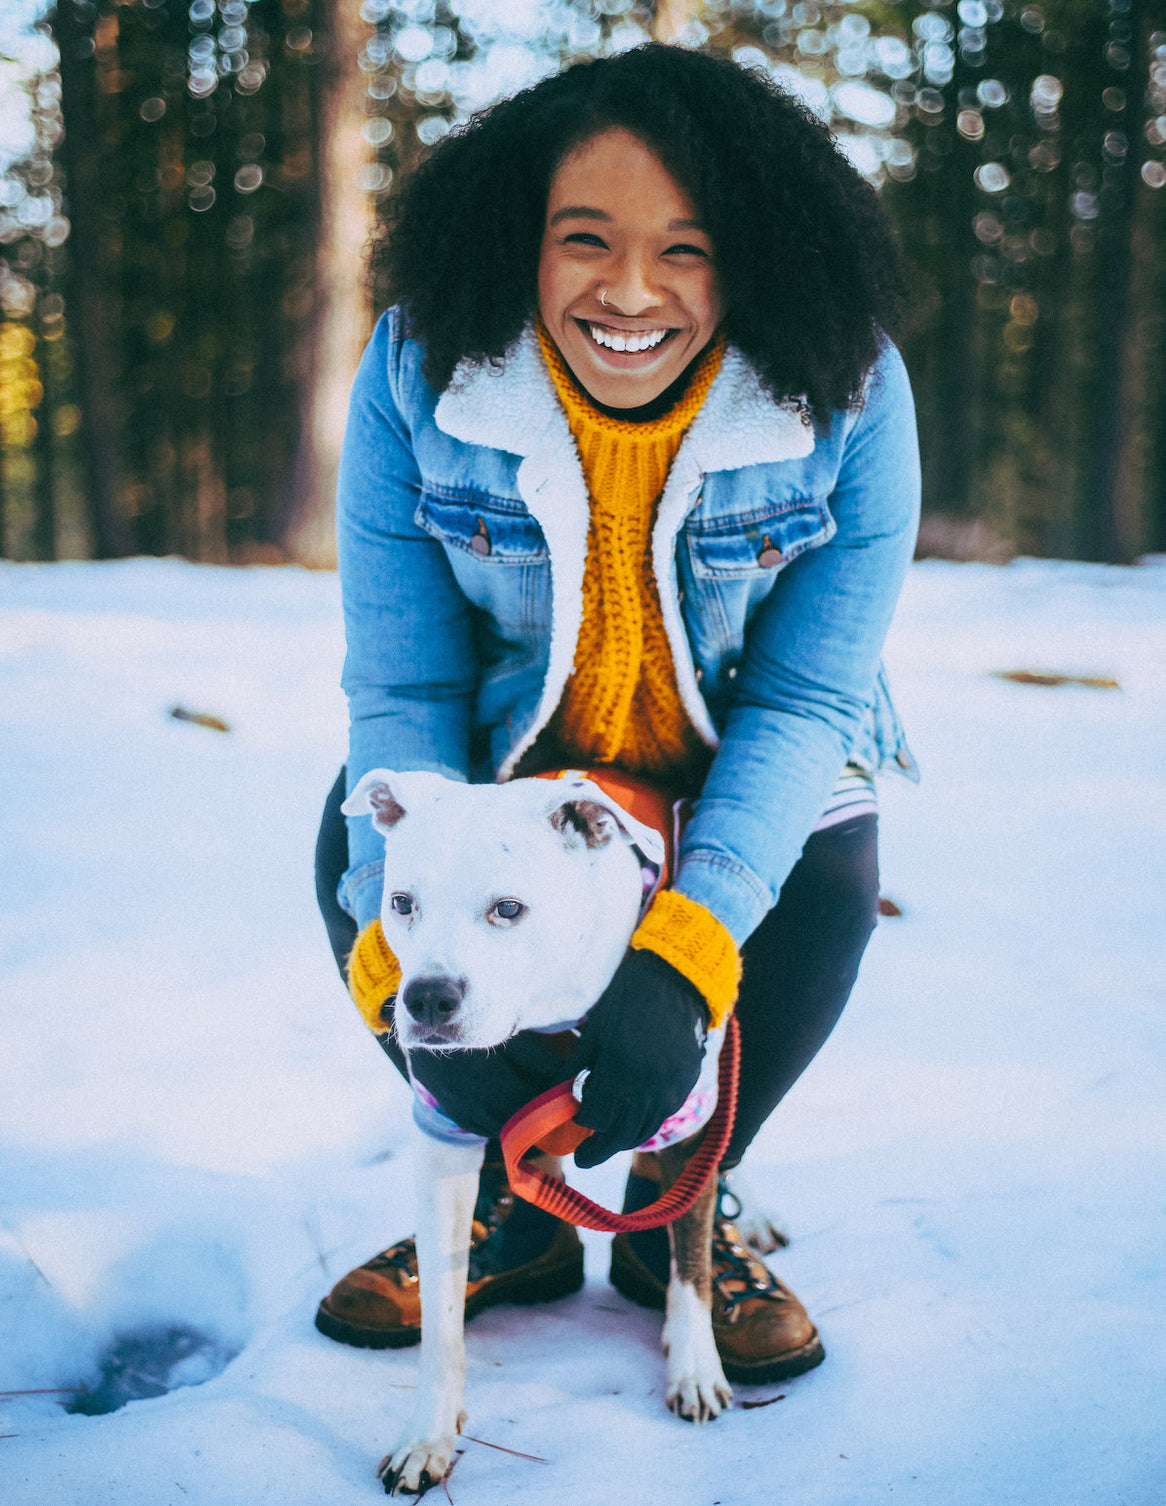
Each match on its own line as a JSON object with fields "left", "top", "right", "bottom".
{"left": 566, "top": 947, "right": 708, "bottom": 1168}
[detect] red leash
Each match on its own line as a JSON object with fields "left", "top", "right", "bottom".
{"left": 499, "top": 1013, "right": 740, "bottom": 1233}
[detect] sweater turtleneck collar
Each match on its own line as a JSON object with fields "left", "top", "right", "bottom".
{"left": 536, "top": 319, "right": 725, "bottom": 437}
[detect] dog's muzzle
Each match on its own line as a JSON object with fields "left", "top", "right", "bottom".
{"left": 400, "top": 974, "right": 467, "bottom": 1039}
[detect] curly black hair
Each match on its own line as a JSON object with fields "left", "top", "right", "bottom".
{"left": 376, "top": 44, "right": 906, "bottom": 418}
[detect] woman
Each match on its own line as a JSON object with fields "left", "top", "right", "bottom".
{"left": 314, "top": 44, "right": 919, "bottom": 1386}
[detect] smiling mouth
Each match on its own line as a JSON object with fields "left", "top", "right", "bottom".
{"left": 576, "top": 318, "right": 680, "bottom": 357}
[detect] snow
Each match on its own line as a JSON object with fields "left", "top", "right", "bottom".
{"left": 1, "top": 556, "right": 1164, "bottom": 1505}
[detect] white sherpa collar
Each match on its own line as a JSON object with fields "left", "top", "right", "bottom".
{"left": 431, "top": 324, "right": 815, "bottom": 775}
{"left": 434, "top": 325, "right": 815, "bottom": 471}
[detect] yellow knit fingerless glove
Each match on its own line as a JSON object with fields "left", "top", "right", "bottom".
{"left": 630, "top": 889, "right": 741, "bottom": 1029}
{"left": 346, "top": 919, "right": 402, "bottom": 1034}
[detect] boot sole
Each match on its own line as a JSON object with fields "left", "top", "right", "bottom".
{"left": 314, "top": 1249, "right": 586, "bottom": 1350}
{"left": 719, "top": 1330, "right": 826, "bottom": 1384}
{"left": 609, "top": 1238, "right": 827, "bottom": 1382}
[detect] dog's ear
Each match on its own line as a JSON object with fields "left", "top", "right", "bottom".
{"left": 546, "top": 782, "right": 667, "bottom": 864}
{"left": 341, "top": 771, "right": 408, "bottom": 832}
{"left": 549, "top": 798, "right": 620, "bottom": 850}
{"left": 341, "top": 768, "right": 460, "bottom": 833}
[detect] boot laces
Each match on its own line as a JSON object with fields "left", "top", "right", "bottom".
{"left": 365, "top": 1241, "right": 419, "bottom": 1285}
{"left": 366, "top": 1163, "right": 512, "bottom": 1285}
{"left": 467, "top": 1162, "right": 514, "bottom": 1281}
{"left": 711, "top": 1176, "right": 786, "bottom": 1317}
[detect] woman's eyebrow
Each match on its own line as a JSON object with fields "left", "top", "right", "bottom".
{"left": 548, "top": 205, "right": 611, "bottom": 226}
{"left": 548, "top": 206, "right": 707, "bottom": 232}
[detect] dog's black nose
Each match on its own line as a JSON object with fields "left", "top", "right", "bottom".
{"left": 401, "top": 975, "right": 466, "bottom": 1028}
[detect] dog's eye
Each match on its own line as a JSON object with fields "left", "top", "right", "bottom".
{"left": 390, "top": 893, "right": 413, "bottom": 916}
{"left": 491, "top": 899, "right": 526, "bottom": 923}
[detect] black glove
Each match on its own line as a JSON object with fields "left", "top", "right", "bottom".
{"left": 566, "top": 947, "right": 708, "bottom": 1169}
{"left": 398, "top": 1026, "right": 579, "bottom": 1143}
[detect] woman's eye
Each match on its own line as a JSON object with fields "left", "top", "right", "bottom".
{"left": 562, "top": 232, "right": 607, "bottom": 248}
{"left": 492, "top": 899, "right": 526, "bottom": 922}
{"left": 390, "top": 894, "right": 413, "bottom": 916}
{"left": 666, "top": 242, "right": 710, "bottom": 258}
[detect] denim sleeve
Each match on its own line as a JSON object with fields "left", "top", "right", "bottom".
{"left": 674, "top": 341, "right": 921, "bottom": 946}
{"left": 336, "top": 310, "right": 476, "bottom": 929}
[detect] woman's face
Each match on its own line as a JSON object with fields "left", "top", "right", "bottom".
{"left": 538, "top": 128, "right": 723, "bottom": 409}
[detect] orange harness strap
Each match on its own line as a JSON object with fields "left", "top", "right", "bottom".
{"left": 499, "top": 1012, "right": 740, "bottom": 1232}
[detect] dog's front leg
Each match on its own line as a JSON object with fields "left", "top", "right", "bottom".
{"left": 654, "top": 1142, "right": 733, "bottom": 1424}
{"left": 378, "top": 1131, "right": 484, "bottom": 1496}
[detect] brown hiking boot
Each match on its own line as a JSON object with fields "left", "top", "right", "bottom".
{"left": 610, "top": 1173, "right": 825, "bottom": 1384}
{"left": 315, "top": 1159, "right": 584, "bottom": 1349}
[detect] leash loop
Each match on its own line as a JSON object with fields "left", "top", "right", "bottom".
{"left": 500, "top": 1013, "right": 740, "bottom": 1232}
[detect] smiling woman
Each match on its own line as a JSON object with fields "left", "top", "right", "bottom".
{"left": 314, "top": 43, "right": 920, "bottom": 1473}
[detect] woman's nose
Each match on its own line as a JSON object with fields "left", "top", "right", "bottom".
{"left": 602, "top": 251, "right": 661, "bottom": 316}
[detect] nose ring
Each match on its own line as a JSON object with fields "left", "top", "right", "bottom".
{"left": 600, "top": 289, "right": 608, "bottom": 307}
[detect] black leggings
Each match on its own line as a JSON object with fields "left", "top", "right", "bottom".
{"left": 314, "top": 768, "right": 879, "bottom": 1168}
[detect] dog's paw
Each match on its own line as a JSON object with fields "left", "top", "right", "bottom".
{"left": 736, "top": 1209, "right": 789, "bottom": 1255}
{"left": 377, "top": 1418, "right": 463, "bottom": 1497}
{"left": 662, "top": 1283, "right": 733, "bottom": 1425}
{"left": 722, "top": 1173, "right": 789, "bottom": 1253}
{"left": 666, "top": 1368, "right": 734, "bottom": 1425}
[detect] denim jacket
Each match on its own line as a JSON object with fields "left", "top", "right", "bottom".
{"left": 337, "top": 308, "right": 920, "bottom": 945}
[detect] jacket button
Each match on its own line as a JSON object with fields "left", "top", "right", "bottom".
{"left": 471, "top": 519, "right": 491, "bottom": 556}
{"left": 756, "top": 534, "right": 782, "bottom": 568}
{"left": 896, "top": 749, "right": 913, "bottom": 770}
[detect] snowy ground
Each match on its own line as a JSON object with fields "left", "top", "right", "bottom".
{"left": 1, "top": 556, "right": 1164, "bottom": 1506}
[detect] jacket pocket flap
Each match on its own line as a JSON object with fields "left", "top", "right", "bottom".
{"left": 686, "top": 498, "right": 833, "bottom": 579}
{"left": 417, "top": 491, "right": 548, "bottom": 562}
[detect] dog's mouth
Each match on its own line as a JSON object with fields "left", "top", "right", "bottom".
{"left": 403, "top": 1016, "right": 522, "bottom": 1053}
{"left": 403, "top": 1022, "right": 467, "bottom": 1049}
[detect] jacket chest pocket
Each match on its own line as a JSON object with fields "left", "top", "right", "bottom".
{"left": 416, "top": 489, "right": 548, "bottom": 564}
{"left": 684, "top": 497, "right": 833, "bottom": 580}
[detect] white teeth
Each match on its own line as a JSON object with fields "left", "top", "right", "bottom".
{"left": 588, "top": 324, "right": 669, "bottom": 354}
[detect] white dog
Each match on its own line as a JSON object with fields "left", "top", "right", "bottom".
{"left": 342, "top": 769, "right": 733, "bottom": 1496}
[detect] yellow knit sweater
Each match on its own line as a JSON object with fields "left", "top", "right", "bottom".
{"left": 534, "top": 324, "right": 739, "bottom": 1024}
{"left": 535, "top": 322, "right": 723, "bottom": 783}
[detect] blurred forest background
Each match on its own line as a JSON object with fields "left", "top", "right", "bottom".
{"left": 1, "top": 0, "right": 1164, "bottom": 567}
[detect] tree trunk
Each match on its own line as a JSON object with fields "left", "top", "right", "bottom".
{"left": 54, "top": 0, "right": 130, "bottom": 558}
{"left": 32, "top": 321, "right": 56, "bottom": 561}
{"left": 1150, "top": 192, "right": 1166, "bottom": 553}
{"left": 1077, "top": 2, "right": 1143, "bottom": 563}
{"left": 280, "top": 1, "right": 374, "bottom": 567}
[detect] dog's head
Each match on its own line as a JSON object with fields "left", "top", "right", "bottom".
{"left": 342, "top": 770, "right": 665, "bottom": 1051}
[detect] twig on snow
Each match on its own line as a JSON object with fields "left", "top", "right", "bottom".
{"left": 302, "top": 1208, "right": 330, "bottom": 1277}
{"left": 169, "top": 705, "right": 231, "bottom": 732}
{"left": 0, "top": 1220, "right": 52, "bottom": 1287}
{"left": 462, "top": 1434, "right": 547, "bottom": 1463}
{"left": 992, "top": 670, "right": 1119, "bottom": 690}
{"left": 0, "top": 1389, "right": 85, "bottom": 1398}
